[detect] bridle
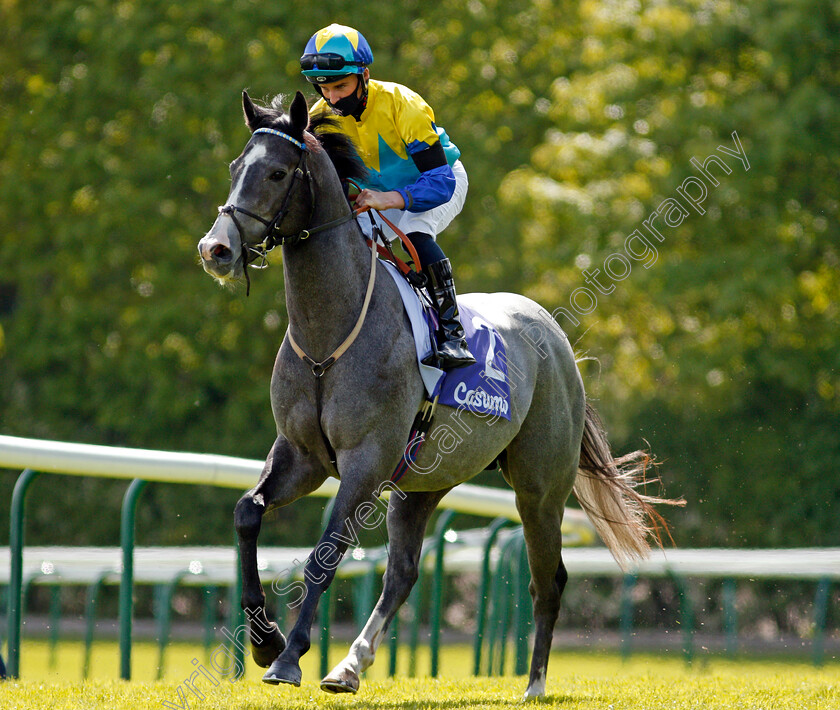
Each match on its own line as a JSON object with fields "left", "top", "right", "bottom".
{"left": 217, "top": 127, "right": 359, "bottom": 292}
{"left": 217, "top": 125, "right": 378, "bottom": 379}
{"left": 214, "top": 124, "right": 436, "bottom": 467}
{"left": 215, "top": 124, "right": 382, "bottom": 466}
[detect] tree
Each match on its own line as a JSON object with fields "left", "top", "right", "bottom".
{"left": 496, "top": 0, "right": 840, "bottom": 544}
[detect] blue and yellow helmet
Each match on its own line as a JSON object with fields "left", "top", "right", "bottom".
{"left": 300, "top": 24, "right": 374, "bottom": 84}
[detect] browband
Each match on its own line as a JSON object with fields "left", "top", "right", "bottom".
{"left": 253, "top": 127, "right": 307, "bottom": 151}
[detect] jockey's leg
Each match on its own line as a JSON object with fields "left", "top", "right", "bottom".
{"left": 409, "top": 232, "right": 476, "bottom": 370}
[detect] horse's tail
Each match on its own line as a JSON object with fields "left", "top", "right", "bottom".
{"left": 573, "top": 400, "right": 684, "bottom": 571}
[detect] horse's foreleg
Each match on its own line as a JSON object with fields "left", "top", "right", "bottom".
{"left": 235, "top": 491, "right": 282, "bottom": 668}
{"left": 262, "top": 442, "right": 395, "bottom": 687}
{"left": 235, "top": 436, "right": 328, "bottom": 668}
{"left": 320, "top": 489, "right": 451, "bottom": 694}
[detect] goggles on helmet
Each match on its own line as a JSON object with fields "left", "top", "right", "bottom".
{"left": 300, "top": 53, "right": 364, "bottom": 72}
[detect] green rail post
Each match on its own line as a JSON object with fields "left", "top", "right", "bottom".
{"left": 48, "top": 585, "right": 61, "bottom": 670}
{"left": 485, "top": 534, "right": 508, "bottom": 676}
{"left": 83, "top": 570, "right": 114, "bottom": 679}
{"left": 202, "top": 586, "right": 217, "bottom": 662}
{"left": 513, "top": 534, "right": 532, "bottom": 676}
{"left": 318, "top": 497, "right": 337, "bottom": 680}
{"left": 7, "top": 468, "right": 40, "bottom": 679}
{"left": 669, "top": 573, "right": 694, "bottom": 665}
{"left": 487, "top": 531, "right": 517, "bottom": 675}
{"left": 319, "top": 585, "right": 332, "bottom": 679}
{"left": 495, "top": 533, "right": 519, "bottom": 676}
{"left": 812, "top": 577, "right": 831, "bottom": 667}
{"left": 620, "top": 573, "right": 637, "bottom": 661}
{"left": 408, "top": 544, "right": 433, "bottom": 677}
{"left": 274, "top": 568, "right": 296, "bottom": 633}
{"left": 16, "top": 573, "right": 47, "bottom": 669}
{"left": 355, "top": 563, "right": 378, "bottom": 630}
{"left": 226, "top": 529, "right": 251, "bottom": 677}
{"left": 429, "top": 509, "right": 456, "bottom": 678}
{"left": 0, "top": 584, "right": 6, "bottom": 679}
{"left": 228, "top": 537, "right": 246, "bottom": 676}
{"left": 10, "top": 572, "right": 52, "bottom": 677}
{"left": 473, "top": 517, "right": 512, "bottom": 676}
{"left": 388, "top": 612, "right": 399, "bottom": 677}
{"left": 157, "top": 570, "right": 198, "bottom": 680}
{"left": 407, "top": 580, "right": 422, "bottom": 677}
{"left": 119, "top": 478, "right": 147, "bottom": 681}
{"left": 721, "top": 578, "right": 738, "bottom": 656}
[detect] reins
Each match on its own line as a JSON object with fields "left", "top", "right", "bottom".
{"left": 219, "top": 128, "right": 380, "bottom": 373}
{"left": 343, "top": 179, "right": 426, "bottom": 287}
{"left": 220, "top": 129, "right": 426, "bottom": 375}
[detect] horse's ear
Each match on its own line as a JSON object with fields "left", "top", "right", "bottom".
{"left": 242, "top": 90, "right": 262, "bottom": 133}
{"left": 290, "top": 91, "right": 309, "bottom": 134}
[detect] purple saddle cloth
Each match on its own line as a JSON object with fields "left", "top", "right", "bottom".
{"left": 432, "top": 303, "right": 511, "bottom": 421}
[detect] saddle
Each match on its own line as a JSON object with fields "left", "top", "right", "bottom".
{"left": 345, "top": 188, "right": 511, "bottom": 482}
{"left": 366, "top": 223, "right": 512, "bottom": 484}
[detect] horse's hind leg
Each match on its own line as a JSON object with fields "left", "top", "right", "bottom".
{"left": 506, "top": 397, "right": 583, "bottom": 698}
{"left": 235, "top": 436, "right": 329, "bottom": 667}
{"left": 320, "top": 488, "right": 451, "bottom": 694}
{"left": 515, "top": 494, "right": 570, "bottom": 699}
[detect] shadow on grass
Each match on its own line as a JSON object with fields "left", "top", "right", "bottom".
{"left": 234, "top": 691, "right": 593, "bottom": 709}
{"left": 528, "top": 695, "right": 585, "bottom": 705}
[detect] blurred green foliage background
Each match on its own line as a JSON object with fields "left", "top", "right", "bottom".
{"left": 1, "top": 0, "right": 837, "bottom": 548}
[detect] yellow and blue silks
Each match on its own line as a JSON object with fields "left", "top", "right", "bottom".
{"left": 311, "top": 80, "right": 460, "bottom": 213}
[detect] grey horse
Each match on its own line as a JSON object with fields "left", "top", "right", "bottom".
{"left": 197, "top": 91, "right": 681, "bottom": 699}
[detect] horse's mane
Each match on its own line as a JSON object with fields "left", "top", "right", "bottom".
{"left": 253, "top": 95, "right": 368, "bottom": 184}
{"left": 307, "top": 113, "right": 370, "bottom": 185}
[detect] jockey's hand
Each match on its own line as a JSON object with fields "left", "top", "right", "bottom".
{"left": 355, "top": 189, "right": 405, "bottom": 211}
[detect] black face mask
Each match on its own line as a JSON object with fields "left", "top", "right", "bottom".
{"left": 324, "top": 76, "right": 367, "bottom": 120}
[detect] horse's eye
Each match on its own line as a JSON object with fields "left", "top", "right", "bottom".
{"left": 270, "top": 170, "right": 287, "bottom": 182}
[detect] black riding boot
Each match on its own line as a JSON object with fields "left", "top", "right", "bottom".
{"left": 422, "top": 258, "right": 476, "bottom": 370}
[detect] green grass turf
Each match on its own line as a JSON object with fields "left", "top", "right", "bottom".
{"left": 1, "top": 641, "right": 838, "bottom": 709}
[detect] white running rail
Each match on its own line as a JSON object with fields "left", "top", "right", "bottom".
{"left": 0, "top": 434, "right": 595, "bottom": 541}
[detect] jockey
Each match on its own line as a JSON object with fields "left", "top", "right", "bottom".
{"left": 300, "top": 23, "right": 476, "bottom": 371}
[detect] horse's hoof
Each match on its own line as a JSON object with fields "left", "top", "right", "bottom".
{"left": 320, "top": 670, "right": 359, "bottom": 694}
{"left": 262, "top": 659, "right": 302, "bottom": 687}
{"left": 252, "top": 623, "right": 286, "bottom": 668}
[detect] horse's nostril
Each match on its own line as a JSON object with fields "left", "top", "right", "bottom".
{"left": 212, "top": 244, "right": 233, "bottom": 262}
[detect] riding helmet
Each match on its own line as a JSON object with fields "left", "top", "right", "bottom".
{"left": 300, "top": 24, "right": 374, "bottom": 84}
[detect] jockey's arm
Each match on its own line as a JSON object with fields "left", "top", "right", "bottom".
{"left": 355, "top": 141, "right": 456, "bottom": 213}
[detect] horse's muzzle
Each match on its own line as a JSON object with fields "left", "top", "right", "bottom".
{"left": 198, "top": 224, "right": 241, "bottom": 280}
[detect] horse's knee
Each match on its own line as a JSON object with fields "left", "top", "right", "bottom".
{"left": 235, "top": 494, "right": 264, "bottom": 539}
